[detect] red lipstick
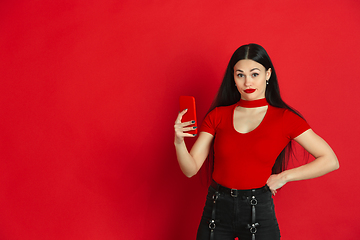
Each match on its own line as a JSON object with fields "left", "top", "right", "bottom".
{"left": 244, "top": 89, "right": 256, "bottom": 93}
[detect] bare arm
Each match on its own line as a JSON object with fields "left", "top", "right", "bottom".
{"left": 174, "top": 109, "right": 214, "bottom": 178}
{"left": 267, "top": 129, "right": 339, "bottom": 194}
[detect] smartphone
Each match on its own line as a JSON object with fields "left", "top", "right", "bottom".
{"left": 179, "top": 96, "right": 198, "bottom": 135}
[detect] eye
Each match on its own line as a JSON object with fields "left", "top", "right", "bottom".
{"left": 237, "top": 73, "right": 244, "bottom": 78}
{"left": 252, "top": 73, "right": 259, "bottom": 77}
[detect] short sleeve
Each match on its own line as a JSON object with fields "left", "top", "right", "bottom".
{"left": 199, "top": 108, "right": 218, "bottom": 136}
{"left": 283, "top": 109, "right": 311, "bottom": 139}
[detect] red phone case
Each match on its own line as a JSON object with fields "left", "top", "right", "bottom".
{"left": 179, "top": 96, "right": 198, "bottom": 135}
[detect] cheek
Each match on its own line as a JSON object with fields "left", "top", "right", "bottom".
{"left": 234, "top": 76, "right": 243, "bottom": 83}
{"left": 235, "top": 80, "right": 244, "bottom": 89}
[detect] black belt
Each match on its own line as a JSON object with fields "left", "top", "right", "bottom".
{"left": 210, "top": 180, "right": 269, "bottom": 198}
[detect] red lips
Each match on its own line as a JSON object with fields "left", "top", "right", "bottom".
{"left": 244, "top": 89, "right": 256, "bottom": 93}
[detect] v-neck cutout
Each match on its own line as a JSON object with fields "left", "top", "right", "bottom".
{"left": 233, "top": 105, "right": 269, "bottom": 134}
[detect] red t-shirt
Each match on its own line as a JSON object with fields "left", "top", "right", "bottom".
{"left": 200, "top": 102, "right": 310, "bottom": 189}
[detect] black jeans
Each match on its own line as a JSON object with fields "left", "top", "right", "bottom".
{"left": 196, "top": 183, "right": 280, "bottom": 240}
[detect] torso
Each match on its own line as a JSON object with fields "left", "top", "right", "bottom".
{"left": 200, "top": 100, "right": 310, "bottom": 189}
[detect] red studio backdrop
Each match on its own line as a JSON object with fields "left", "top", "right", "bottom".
{"left": 0, "top": 1, "right": 359, "bottom": 239}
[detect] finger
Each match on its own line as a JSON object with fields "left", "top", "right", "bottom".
{"left": 175, "top": 109, "right": 188, "bottom": 123}
{"left": 182, "top": 126, "right": 197, "bottom": 132}
{"left": 180, "top": 120, "right": 196, "bottom": 127}
{"left": 271, "top": 189, "right": 276, "bottom": 196}
{"left": 174, "top": 123, "right": 195, "bottom": 131}
{"left": 176, "top": 132, "right": 197, "bottom": 138}
{"left": 175, "top": 126, "right": 197, "bottom": 135}
{"left": 174, "top": 121, "right": 196, "bottom": 131}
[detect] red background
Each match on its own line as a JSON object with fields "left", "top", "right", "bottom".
{"left": 1, "top": 0, "right": 359, "bottom": 239}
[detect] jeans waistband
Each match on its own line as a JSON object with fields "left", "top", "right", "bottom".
{"left": 210, "top": 180, "right": 270, "bottom": 198}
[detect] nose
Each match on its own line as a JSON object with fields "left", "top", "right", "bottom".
{"left": 244, "top": 76, "right": 252, "bottom": 86}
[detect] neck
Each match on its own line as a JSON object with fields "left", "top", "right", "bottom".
{"left": 237, "top": 98, "right": 268, "bottom": 108}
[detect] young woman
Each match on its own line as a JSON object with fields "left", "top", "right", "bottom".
{"left": 174, "top": 43, "right": 339, "bottom": 240}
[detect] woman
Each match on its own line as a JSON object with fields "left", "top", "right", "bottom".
{"left": 174, "top": 43, "right": 339, "bottom": 240}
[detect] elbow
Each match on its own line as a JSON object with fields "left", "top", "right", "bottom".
{"left": 185, "top": 173, "right": 195, "bottom": 178}
{"left": 184, "top": 170, "right": 198, "bottom": 178}
{"left": 330, "top": 155, "right": 340, "bottom": 171}
{"left": 333, "top": 158, "right": 340, "bottom": 171}
{"left": 180, "top": 168, "right": 195, "bottom": 178}
{"left": 183, "top": 168, "right": 199, "bottom": 178}
{"left": 181, "top": 163, "right": 200, "bottom": 178}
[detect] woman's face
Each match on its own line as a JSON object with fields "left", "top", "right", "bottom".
{"left": 233, "top": 59, "right": 271, "bottom": 101}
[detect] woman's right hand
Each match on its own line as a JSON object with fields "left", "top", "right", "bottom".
{"left": 174, "top": 109, "right": 197, "bottom": 145}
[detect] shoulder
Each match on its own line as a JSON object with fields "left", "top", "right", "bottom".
{"left": 270, "top": 107, "right": 311, "bottom": 139}
{"left": 268, "top": 105, "right": 303, "bottom": 119}
{"left": 201, "top": 105, "right": 232, "bottom": 135}
{"left": 202, "top": 103, "right": 236, "bottom": 128}
{"left": 282, "top": 108, "right": 305, "bottom": 122}
{"left": 206, "top": 103, "right": 236, "bottom": 116}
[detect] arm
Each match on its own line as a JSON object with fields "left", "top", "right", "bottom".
{"left": 267, "top": 129, "right": 339, "bottom": 194}
{"left": 174, "top": 109, "right": 214, "bottom": 178}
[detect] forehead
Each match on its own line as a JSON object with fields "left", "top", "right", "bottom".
{"left": 233, "top": 59, "right": 265, "bottom": 71}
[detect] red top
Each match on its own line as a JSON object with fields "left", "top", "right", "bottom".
{"left": 200, "top": 100, "right": 310, "bottom": 189}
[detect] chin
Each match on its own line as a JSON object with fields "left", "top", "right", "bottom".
{"left": 241, "top": 91, "right": 265, "bottom": 101}
{"left": 242, "top": 95, "right": 262, "bottom": 101}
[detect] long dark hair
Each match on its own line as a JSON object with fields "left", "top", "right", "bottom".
{"left": 204, "top": 43, "right": 305, "bottom": 181}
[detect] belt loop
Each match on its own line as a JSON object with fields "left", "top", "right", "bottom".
{"left": 230, "top": 189, "right": 238, "bottom": 198}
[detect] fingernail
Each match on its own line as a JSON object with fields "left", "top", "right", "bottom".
{"left": 193, "top": 127, "right": 197, "bottom": 129}
{"left": 193, "top": 134, "right": 197, "bottom": 136}
{"left": 191, "top": 120, "right": 195, "bottom": 123}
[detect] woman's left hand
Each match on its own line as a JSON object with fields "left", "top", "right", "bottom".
{"left": 266, "top": 174, "right": 287, "bottom": 196}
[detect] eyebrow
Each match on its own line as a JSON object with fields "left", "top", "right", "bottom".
{"left": 235, "top": 68, "right": 261, "bottom": 72}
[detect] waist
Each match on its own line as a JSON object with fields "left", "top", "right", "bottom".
{"left": 210, "top": 180, "right": 270, "bottom": 198}
{"left": 212, "top": 163, "right": 275, "bottom": 190}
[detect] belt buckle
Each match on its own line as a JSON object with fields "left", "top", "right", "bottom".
{"left": 230, "top": 189, "right": 238, "bottom": 197}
